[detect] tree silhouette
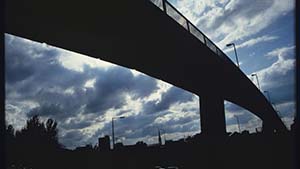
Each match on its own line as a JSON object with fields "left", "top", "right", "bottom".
{"left": 15, "top": 115, "right": 61, "bottom": 149}
{"left": 5, "top": 124, "right": 16, "bottom": 168}
{"left": 45, "top": 118, "right": 60, "bottom": 148}
{"left": 6, "top": 124, "right": 15, "bottom": 136}
{"left": 6, "top": 115, "right": 62, "bottom": 169}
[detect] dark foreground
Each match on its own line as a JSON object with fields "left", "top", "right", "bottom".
{"left": 6, "top": 131, "right": 296, "bottom": 169}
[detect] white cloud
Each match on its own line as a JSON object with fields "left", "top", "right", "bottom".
{"left": 130, "top": 69, "right": 143, "bottom": 77}
{"left": 171, "top": 0, "right": 294, "bottom": 49}
{"left": 224, "top": 35, "right": 278, "bottom": 53}
{"left": 276, "top": 101, "right": 295, "bottom": 114}
{"left": 121, "top": 94, "right": 143, "bottom": 116}
{"left": 242, "top": 46, "right": 296, "bottom": 129}
{"left": 226, "top": 115, "right": 262, "bottom": 133}
{"left": 84, "top": 78, "right": 96, "bottom": 88}
{"left": 143, "top": 79, "right": 173, "bottom": 102}
{"left": 58, "top": 49, "right": 115, "bottom": 72}
{"left": 281, "top": 117, "right": 294, "bottom": 130}
{"left": 215, "top": 0, "right": 294, "bottom": 48}
{"left": 64, "top": 87, "right": 75, "bottom": 95}
{"left": 5, "top": 101, "right": 39, "bottom": 130}
{"left": 266, "top": 46, "right": 295, "bottom": 58}
{"left": 253, "top": 45, "right": 295, "bottom": 89}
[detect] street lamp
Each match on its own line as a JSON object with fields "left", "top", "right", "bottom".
{"left": 156, "top": 127, "right": 166, "bottom": 145}
{"left": 263, "top": 91, "right": 271, "bottom": 102}
{"left": 251, "top": 73, "right": 261, "bottom": 91}
{"left": 234, "top": 115, "right": 241, "bottom": 133}
{"left": 226, "top": 43, "right": 240, "bottom": 68}
{"left": 112, "top": 116, "right": 126, "bottom": 150}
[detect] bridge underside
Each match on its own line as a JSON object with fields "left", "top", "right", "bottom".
{"left": 5, "top": 0, "right": 287, "bottom": 134}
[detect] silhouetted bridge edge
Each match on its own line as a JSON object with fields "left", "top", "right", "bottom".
{"left": 5, "top": 0, "right": 287, "bottom": 135}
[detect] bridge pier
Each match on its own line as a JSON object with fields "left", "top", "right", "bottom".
{"left": 200, "top": 95, "right": 226, "bottom": 136}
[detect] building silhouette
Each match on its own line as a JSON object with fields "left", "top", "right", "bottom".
{"left": 98, "top": 135, "right": 110, "bottom": 151}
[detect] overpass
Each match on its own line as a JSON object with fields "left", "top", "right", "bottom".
{"left": 5, "top": 0, "right": 287, "bottom": 134}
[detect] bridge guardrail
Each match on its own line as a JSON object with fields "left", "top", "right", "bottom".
{"left": 150, "top": 0, "right": 233, "bottom": 63}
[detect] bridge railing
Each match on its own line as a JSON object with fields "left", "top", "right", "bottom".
{"left": 150, "top": 0, "right": 232, "bottom": 63}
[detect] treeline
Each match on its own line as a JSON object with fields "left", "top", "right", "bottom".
{"left": 5, "top": 115, "right": 297, "bottom": 169}
{"left": 5, "top": 115, "right": 63, "bottom": 169}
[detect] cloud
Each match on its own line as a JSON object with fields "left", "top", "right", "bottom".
{"left": 5, "top": 35, "right": 60, "bottom": 84}
{"left": 254, "top": 46, "right": 295, "bottom": 101}
{"left": 57, "top": 50, "right": 115, "bottom": 73}
{"left": 88, "top": 98, "right": 200, "bottom": 146}
{"left": 5, "top": 0, "right": 295, "bottom": 148}
{"left": 275, "top": 101, "right": 296, "bottom": 124}
{"left": 143, "top": 86, "right": 195, "bottom": 114}
{"left": 223, "top": 35, "right": 278, "bottom": 53}
{"left": 170, "top": 0, "right": 294, "bottom": 48}
{"left": 5, "top": 34, "right": 200, "bottom": 148}
{"left": 5, "top": 33, "right": 159, "bottom": 118}
{"left": 224, "top": 45, "right": 295, "bottom": 131}
{"left": 266, "top": 46, "right": 295, "bottom": 59}
{"left": 60, "top": 130, "right": 88, "bottom": 148}
{"left": 85, "top": 66, "right": 159, "bottom": 114}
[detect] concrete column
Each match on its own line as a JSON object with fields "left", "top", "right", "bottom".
{"left": 200, "top": 95, "right": 226, "bottom": 135}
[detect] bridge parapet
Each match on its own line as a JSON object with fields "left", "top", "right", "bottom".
{"left": 5, "top": 0, "right": 287, "bottom": 134}
{"left": 150, "top": 0, "right": 231, "bottom": 63}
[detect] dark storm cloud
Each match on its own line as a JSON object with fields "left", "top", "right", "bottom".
{"left": 91, "top": 112, "right": 160, "bottom": 140}
{"left": 162, "top": 115, "right": 198, "bottom": 127}
{"left": 225, "top": 102, "right": 244, "bottom": 114}
{"left": 26, "top": 103, "right": 93, "bottom": 130}
{"left": 5, "top": 34, "right": 164, "bottom": 148}
{"left": 85, "top": 66, "right": 159, "bottom": 114}
{"left": 143, "top": 86, "right": 195, "bottom": 114}
{"left": 5, "top": 34, "right": 200, "bottom": 148}
{"left": 5, "top": 35, "right": 92, "bottom": 103}
{"left": 27, "top": 103, "right": 63, "bottom": 117}
{"left": 226, "top": 113, "right": 255, "bottom": 126}
{"left": 61, "top": 119, "right": 93, "bottom": 130}
{"left": 131, "top": 74, "right": 159, "bottom": 99}
{"left": 161, "top": 86, "right": 195, "bottom": 106}
{"left": 85, "top": 86, "right": 199, "bottom": 142}
{"left": 182, "top": 107, "right": 198, "bottom": 113}
{"left": 165, "top": 121, "right": 199, "bottom": 133}
{"left": 90, "top": 108, "right": 199, "bottom": 142}
{"left": 5, "top": 34, "right": 159, "bottom": 118}
{"left": 60, "top": 130, "right": 87, "bottom": 148}
{"left": 5, "top": 36, "right": 59, "bottom": 84}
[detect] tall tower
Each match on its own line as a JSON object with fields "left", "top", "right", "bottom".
{"left": 158, "top": 129, "right": 162, "bottom": 146}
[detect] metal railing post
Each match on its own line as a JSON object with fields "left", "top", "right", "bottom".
{"left": 186, "top": 21, "right": 190, "bottom": 32}
{"left": 149, "top": 0, "right": 235, "bottom": 65}
{"left": 162, "top": 0, "right": 166, "bottom": 12}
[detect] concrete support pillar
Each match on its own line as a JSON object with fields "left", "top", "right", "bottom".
{"left": 200, "top": 95, "right": 226, "bottom": 135}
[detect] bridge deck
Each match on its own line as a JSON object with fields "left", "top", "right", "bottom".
{"left": 5, "top": 0, "right": 287, "bottom": 132}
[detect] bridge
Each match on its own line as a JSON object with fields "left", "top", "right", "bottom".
{"left": 5, "top": 0, "right": 287, "bottom": 135}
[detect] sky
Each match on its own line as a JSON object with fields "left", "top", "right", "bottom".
{"left": 5, "top": 0, "right": 296, "bottom": 149}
